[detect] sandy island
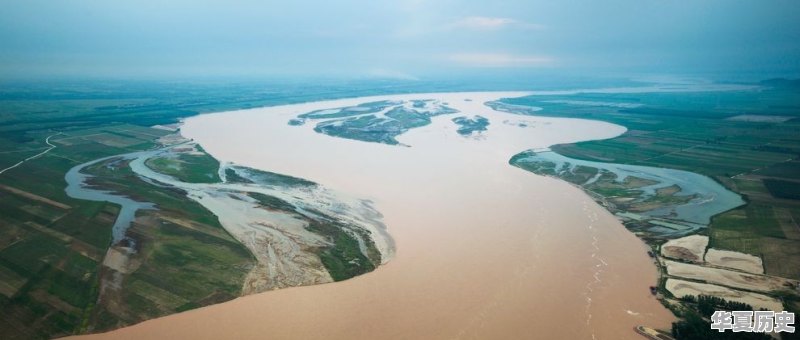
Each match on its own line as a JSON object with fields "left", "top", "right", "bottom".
{"left": 73, "top": 92, "right": 674, "bottom": 339}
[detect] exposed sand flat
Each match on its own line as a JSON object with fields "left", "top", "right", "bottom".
{"left": 665, "top": 279, "right": 783, "bottom": 312}
{"left": 127, "top": 146, "right": 393, "bottom": 293}
{"left": 661, "top": 235, "right": 708, "bottom": 263}
{"left": 101, "top": 248, "right": 133, "bottom": 274}
{"left": 76, "top": 92, "right": 674, "bottom": 339}
{"left": 664, "top": 260, "right": 796, "bottom": 293}
{"left": 705, "top": 248, "right": 764, "bottom": 274}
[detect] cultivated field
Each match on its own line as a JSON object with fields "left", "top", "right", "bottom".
{"left": 497, "top": 82, "right": 800, "bottom": 281}
{"left": 0, "top": 122, "right": 261, "bottom": 338}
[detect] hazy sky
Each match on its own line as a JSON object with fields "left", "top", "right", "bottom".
{"left": 1, "top": 0, "right": 799, "bottom": 80}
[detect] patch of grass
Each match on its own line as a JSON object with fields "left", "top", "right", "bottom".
{"left": 0, "top": 234, "right": 69, "bottom": 276}
{"left": 84, "top": 215, "right": 253, "bottom": 329}
{"left": 61, "top": 253, "right": 98, "bottom": 280}
{"left": 48, "top": 202, "right": 116, "bottom": 249}
{"left": 247, "top": 192, "right": 296, "bottom": 212}
{"left": 223, "top": 168, "right": 253, "bottom": 184}
{"left": 145, "top": 148, "right": 221, "bottom": 183}
{"left": 763, "top": 179, "right": 800, "bottom": 200}
{"left": 756, "top": 160, "right": 800, "bottom": 180}
{"left": 299, "top": 100, "right": 395, "bottom": 119}
{"left": 234, "top": 166, "right": 316, "bottom": 188}
{"left": 711, "top": 203, "right": 785, "bottom": 242}
{"left": 306, "top": 220, "right": 375, "bottom": 281}
{"left": 43, "top": 268, "right": 94, "bottom": 308}
{"left": 136, "top": 221, "right": 251, "bottom": 297}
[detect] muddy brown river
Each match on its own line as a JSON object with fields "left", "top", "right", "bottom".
{"left": 76, "top": 92, "right": 675, "bottom": 339}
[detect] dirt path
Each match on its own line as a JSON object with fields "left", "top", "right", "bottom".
{"left": 0, "top": 132, "right": 61, "bottom": 176}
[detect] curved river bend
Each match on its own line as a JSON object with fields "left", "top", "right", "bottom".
{"left": 64, "top": 152, "right": 156, "bottom": 245}
{"left": 78, "top": 91, "right": 679, "bottom": 340}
